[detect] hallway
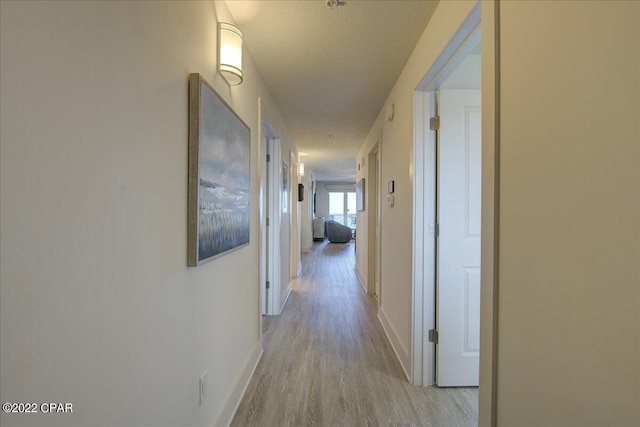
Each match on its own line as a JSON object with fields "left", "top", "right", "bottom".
{"left": 231, "top": 241, "right": 477, "bottom": 426}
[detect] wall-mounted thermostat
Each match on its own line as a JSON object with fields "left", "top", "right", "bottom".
{"left": 388, "top": 180, "right": 395, "bottom": 194}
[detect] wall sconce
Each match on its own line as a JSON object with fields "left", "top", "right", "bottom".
{"left": 386, "top": 103, "right": 395, "bottom": 122}
{"left": 218, "top": 22, "right": 243, "bottom": 86}
{"left": 298, "top": 162, "right": 305, "bottom": 176}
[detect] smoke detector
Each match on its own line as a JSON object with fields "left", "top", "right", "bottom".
{"left": 326, "top": 0, "right": 345, "bottom": 9}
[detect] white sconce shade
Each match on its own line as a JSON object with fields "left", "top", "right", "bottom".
{"left": 298, "top": 163, "right": 305, "bottom": 176}
{"left": 218, "top": 22, "right": 243, "bottom": 85}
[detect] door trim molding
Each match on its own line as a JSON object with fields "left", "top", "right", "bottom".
{"left": 411, "top": 1, "right": 498, "bottom": 424}
{"left": 367, "top": 141, "right": 380, "bottom": 297}
{"left": 411, "top": 0, "right": 487, "bottom": 377}
{"left": 416, "top": 3, "right": 481, "bottom": 93}
{"left": 411, "top": 89, "right": 437, "bottom": 385}
{"left": 268, "top": 138, "right": 282, "bottom": 316}
{"left": 259, "top": 100, "right": 282, "bottom": 318}
{"left": 479, "top": 2, "right": 500, "bottom": 425}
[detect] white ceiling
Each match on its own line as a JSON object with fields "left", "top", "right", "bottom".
{"left": 226, "top": 0, "right": 439, "bottom": 182}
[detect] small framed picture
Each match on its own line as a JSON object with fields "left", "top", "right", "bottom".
{"left": 356, "top": 178, "right": 365, "bottom": 212}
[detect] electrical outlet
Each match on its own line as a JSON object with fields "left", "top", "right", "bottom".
{"left": 199, "top": 371, "right": 208, "bottom": 405}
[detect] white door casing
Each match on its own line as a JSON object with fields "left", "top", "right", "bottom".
{"left": 374, "top": 148, "right": 382, "bottom": 303}
{"left": 367, "top": 143, "right": 380, "bottom": 297}
{"left": 261, "top": 134, "right": 268, "bottom": 316}
{"left": 260, "top": 107, "right": 281, "bottom": 317}
{"left": 436, "top": 89, "right": 481, "bottom": 386}
{"left": 269, "top": 139, "right": 282, "bottom": 315}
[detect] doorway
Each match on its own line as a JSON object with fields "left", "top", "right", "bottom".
{"left": 260, "top": 109, "right": 282, "bottom": 318}
{"left": 367, "top": 141, "right": 382, "bottom": 303}
{"left": 411, "top": 2, "right": 499, "bottom": 423}
{"left": 411, "top": 3, "right": 482, "bottom": 388}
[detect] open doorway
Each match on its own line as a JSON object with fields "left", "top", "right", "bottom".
{"left": 260, "top": 109, "right": 282, "bottom": 319}
{"left": 411, "top": 3, "right": 481, "bottom": 389}
{"left": 367, "top": 142, "right": 382, "bottom": 303}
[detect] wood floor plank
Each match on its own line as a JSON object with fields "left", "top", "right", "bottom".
{"left": 231, "top": 240, "right": 478, "bottom": 426}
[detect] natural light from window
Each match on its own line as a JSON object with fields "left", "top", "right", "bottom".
{"left": 329, "top": 191, "right": 356, "bottom": 229}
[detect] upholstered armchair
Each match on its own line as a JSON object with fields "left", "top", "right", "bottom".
{"left": 325, "top": 220, "right": 352, "bottom": 243}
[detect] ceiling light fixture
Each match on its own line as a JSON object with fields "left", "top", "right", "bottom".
{"left": 218, "top": 22, "right": 243, "bottom": 86}
{"left": 326, "top": 0, "right": 345, "bottom": 10}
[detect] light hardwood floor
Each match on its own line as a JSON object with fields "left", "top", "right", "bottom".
{"left": 231, "top": 240, "right": 478, "bottom": 426}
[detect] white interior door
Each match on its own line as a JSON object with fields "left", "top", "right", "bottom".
{"left": 436, "top": 89, "right": 481, "bottom": 386}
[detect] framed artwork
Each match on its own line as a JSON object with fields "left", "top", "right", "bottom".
{"left": 356, "top": 178, "right": 365, "bottom": 211}
{"left": 282, "top": 162, "right": 288, "bottom": 213}
{"left": 187, "top": 73, "right": 251, "bottom": 266}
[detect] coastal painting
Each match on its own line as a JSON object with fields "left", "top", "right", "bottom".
{"left": 188, "top": 73, "right": 250, "bottom": 266}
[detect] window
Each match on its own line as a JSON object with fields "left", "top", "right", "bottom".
{"left": 329, "top": 191, "right": 356, "bottom": 229}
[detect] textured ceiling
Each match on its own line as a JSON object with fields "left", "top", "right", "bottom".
{"left": 227, "top": 0, "right": 439, "bottom": 182}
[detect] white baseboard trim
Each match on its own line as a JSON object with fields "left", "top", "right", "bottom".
{"left": 355, "top": 265, "right": 367, "bottom": 294}
{"left": 301, "top": 246, "right": 310, "bottom": 253}
{"left": 279, "top": 283, "right": 292, "bottom": 314}
{"left": 378, "top": 307, "right": 411, "bottom": 382}
{"left": 212, "top": 340, "right": 263, "bottom": 427}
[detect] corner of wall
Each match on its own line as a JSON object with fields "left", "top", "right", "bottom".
{"left": 211, "top": 342, "right": 263, "bottom": 427}
{"left": 377, "top": 307, "right": 411, "bottom": 381}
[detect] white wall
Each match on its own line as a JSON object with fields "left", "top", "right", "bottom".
{"left": 0, "top": 1, "right": 295, "bottom": 426}
{"left": 496, "top": 2, "right": 639, "bottom": 425}
{"left": 356, "top": 0, "right": 478, "bottom": 376}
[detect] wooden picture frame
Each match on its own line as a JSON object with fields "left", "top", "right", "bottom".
{"left": 187, "top": 73, "right": 251, "bottom": 266}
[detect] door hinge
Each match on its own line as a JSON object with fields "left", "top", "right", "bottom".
{"left": 429, "top": 116, "right": 440, "bottom": 131}
{"left": 266, "top": 154, "right": 271, "bottom": 163}
{"left": 428, "top": 329, "right": 439, "bottom": 344}
{"left": 266, "top": 217, "right": 270, "bottom": 226}
{"left": 435, "top": 223, "right": 439, "bottom": 237}
{"left": 266, "top": 281, "right": 270, "bottom": 289}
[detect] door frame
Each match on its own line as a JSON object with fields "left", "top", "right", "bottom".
{"left": 411, "top": 1, "right": 499, "bottom": 424}
{"left": 411, "top": 4, "right": 481, "bottom": 386}
{"left": 259, "top": 101, "right": 282, "bottom": 318}
{"left": 290, "top": 150, "right": 301, "bottom": 277}
{"left": 260, "top": 132, "right": 268, "bottom": 316}
{"left": 367, "top": 140, "right": 382, "bottom": 300}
